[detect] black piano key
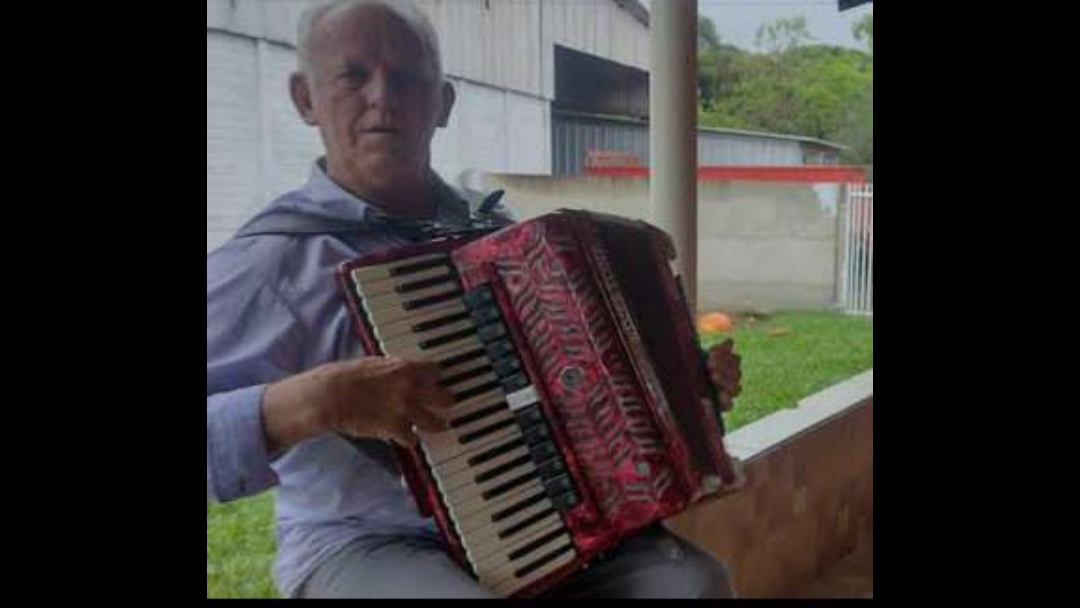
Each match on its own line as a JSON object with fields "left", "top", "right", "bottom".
{"left": 491, "top": 491, "right": 549, "bottom": 523}
{"left": 481, "top": 471, "right": 536, "bottom": 501}
{"left": 498, "top": 507, "right": 558, "bottom": 541}
{"left": 514, "top": 543, "right": 576, "bottom": 579}
{"left": 477, "top": 322, "right": 508, "bottom": 343}
{"left": 467, "top": 437, "right": 527, "bottom": 468}
{"left": 403, "top": 289, "right": 464, "bottom": 311}
{"left": 441, "top": 365, "right": 495, "bottom": 389}
{"left": 396, "top": 274, "right": 457, "bottom": 294}
{"left": 390, "top": 258, "right": 450, "bottom": 277}
{"left": 459, "top": 417, "right": 518, "bottom": 445}
{"left": 507, "top": 528, "right": 565, "bottom": 561}
{"left": 413, "top": 311, "right": 472, "bottom": 333}
{"left": 453, "top": 380, "right": 502, "bottom": 404}
{"left": 474, "top": 455, "right": 534, "bottom": 485}
{"left": 450, "top": 402, "right": 507, "bottom": 430}
{"left": 439, "top": 348, "right": 487, "bottom": 370}
{"left": 419, "top": 327, "right": 478, "bottom": 350}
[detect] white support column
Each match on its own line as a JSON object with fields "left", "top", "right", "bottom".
{"left": 650, "top": 0, "right": 699, "bottom": 311}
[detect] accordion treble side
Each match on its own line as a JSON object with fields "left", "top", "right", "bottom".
{"left": 339, "top": 209, "right": 741, "bottom": 598}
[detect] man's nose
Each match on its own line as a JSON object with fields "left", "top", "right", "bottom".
{"left": 364, "top": 70, "right": 399, "bottom": 109}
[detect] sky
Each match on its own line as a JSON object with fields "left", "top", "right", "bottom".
{"left": 648, "top": 0, "right": 873, "bottom": 51}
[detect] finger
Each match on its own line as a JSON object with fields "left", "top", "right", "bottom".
{"left": 719, "top": 392, "right": 734, "bottom": 412}
{"left": 385, "top": 419, "right": 419, "bottom": 448}
{"left": 410, "top": 402, "right": 451, "bottom": 434}
{"left": 410, "top": 379, "right": 456, "bottom": 414}
{"left": 406, "top": 360, "right": 443, "bottom": 386}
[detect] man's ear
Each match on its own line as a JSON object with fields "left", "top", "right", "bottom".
{"left": 290, "top": 72, "right": 319, "bottom": 126}
{"left": 436, "top": 80, "right": 456, "bottom": 128}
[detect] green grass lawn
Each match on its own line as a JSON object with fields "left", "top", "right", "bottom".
{"left": 206, "top": 495, "right": 278, "bottom": 599}
{"left": 207, "top": 310, "right": 873, "bottom": 598}
{"left": 700, "top": 310, "right": 874, "bottom": 431}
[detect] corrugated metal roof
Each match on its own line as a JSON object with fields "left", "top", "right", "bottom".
{"left": 555, "top": 108, "right": 848, "bottom": 151}
{"left": 611, "top": 0, "right": 650, "bottom": 27}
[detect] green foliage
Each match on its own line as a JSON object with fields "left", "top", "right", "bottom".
{"left": 699, "top": 15, "right": 874, "bottom": 165}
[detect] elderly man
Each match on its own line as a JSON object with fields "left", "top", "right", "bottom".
{"left": 207, "top": 0, "right": 740, "bottom": 599}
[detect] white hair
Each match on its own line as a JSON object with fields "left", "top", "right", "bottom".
{"left": 296, "top": 0, "right": 443, "bottom": 81}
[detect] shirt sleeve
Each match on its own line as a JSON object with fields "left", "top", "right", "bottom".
{"left": 207, "top": 245, "right": 308, "bottom": 503}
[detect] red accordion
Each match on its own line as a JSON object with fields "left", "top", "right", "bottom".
{"left": 339, "top": 209, "right": 741, "bottom": 598}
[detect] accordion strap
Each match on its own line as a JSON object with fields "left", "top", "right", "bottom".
{"left": 234, "top": 214, "right": 373, "bottom": 238}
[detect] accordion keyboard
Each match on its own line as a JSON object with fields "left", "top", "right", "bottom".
{"left": 349, "top": 253, "right": 581, "bottom": 596}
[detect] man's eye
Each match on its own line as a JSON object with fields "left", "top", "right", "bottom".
{"left": 343, "top": 70, "right": 369, "bottom": 85}
{"left": 391, "top": 71, "right": 420, "bottom": 88}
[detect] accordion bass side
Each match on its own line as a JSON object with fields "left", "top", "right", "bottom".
{"left": 338, "top": 209, "right": 742, "bottom": 598}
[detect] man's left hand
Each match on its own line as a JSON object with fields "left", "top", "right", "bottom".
{"left": 707, "top": 339, "right": 743, "bottom": 412}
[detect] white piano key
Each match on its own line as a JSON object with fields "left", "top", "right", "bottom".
{"left": 363, "top": 282, "right": 462, "bottom": 316}
{"left": 420, "top": 421, "right": 521, "bottom": 465}
{"left": 447, "top": 477, "right": 545, "bottom": 524}
{"left": 459, "top": 499, "right": 557, "bottom": 563}
{"left": 441, "top": 460, "right": 537, "bottom": 506}
{"left": 350, "top": 253, "right": 449, "bottom": 283}
{"left": 380, "top": 319, "right": 477, "bottom": 354}
{"left": 436, "top": 344, "right": 491, "bottom": 372}
{"left": 446, "top": 387, "right": 504, "bottom": 414}
{"left": 449, "top": 407, "right": 516, "bottom": 439}
{"left": 432, "top": 435, "right": 522, "bottom": 479}
{"left": 441, "top": 357, "right": 494, "bottom": 383}
{"left": 472, "top": 520, "right": 565, "bottom": 582}
{"left": 356, "top": 266, "right": 455, "bottom": 299}
{"left": 392, "top": 336, "right": 485, "bottom": 363}
{"left": 489, "top": 544, "right": 576, "bottom": 598}
{"left": 444, "top": 371, "right": 500, "bottom": 395}
{"left": 471, "top": 513, "right": 565, "bottom": 576}
{"left": 372, "top": 302, "right": 467, "bottom": 342}
{"left": 426, "top": 411, "right": 516, "bottom": 463}
{"left": 435, "top": 445, "right": 531, "bottom": 493}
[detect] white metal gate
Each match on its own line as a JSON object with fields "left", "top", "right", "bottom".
{"left": 839, "top": 182, "right": 873, "bottom": 315}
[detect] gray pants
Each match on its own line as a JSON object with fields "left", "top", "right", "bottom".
{"left": 297, "top": 525, "right": 735, "bottom": 599}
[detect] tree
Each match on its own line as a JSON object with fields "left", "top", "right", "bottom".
{"left": 698, "top": 15, "right": 721, "bottom": 54}
{"left": 755, "top": 15, "right": 814, "bottom": 55}
{"left": 698, "top": 15, "right": 873, "bottom": 165}
{"left": 697, "top": 16, "right": 722, "bottom": 109}
{"left": 853, "top": 13, "right": 873, "bottom": 54}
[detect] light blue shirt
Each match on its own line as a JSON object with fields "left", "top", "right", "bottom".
{"left": 206, "top": 160, "right": 509, "bottom": 596}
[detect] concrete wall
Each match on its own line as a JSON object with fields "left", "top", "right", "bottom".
{"left": 488, "top": 174, "right": 842, "bottom": 313}
{"left": 665, "top": 370, "right": 874, "bottom": 598}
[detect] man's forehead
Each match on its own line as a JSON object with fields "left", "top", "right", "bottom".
{"left": 313, "top": 4, "right": 428, "bottom": 64}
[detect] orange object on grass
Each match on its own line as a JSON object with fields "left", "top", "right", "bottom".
{"left": 698, "top": 312, "right": 733, "bottom": 333}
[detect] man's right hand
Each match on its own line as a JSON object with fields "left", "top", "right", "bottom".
{"left": 261, "top": 357, "right": 454, "bottom": 455}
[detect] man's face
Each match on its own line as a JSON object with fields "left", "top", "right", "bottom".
{"left": 295, "top": 4, "right": 452, "bottom": 201}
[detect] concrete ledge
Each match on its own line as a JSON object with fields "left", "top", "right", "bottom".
{"left": 665, "top": 370, "right": 873, "bottom": 598}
